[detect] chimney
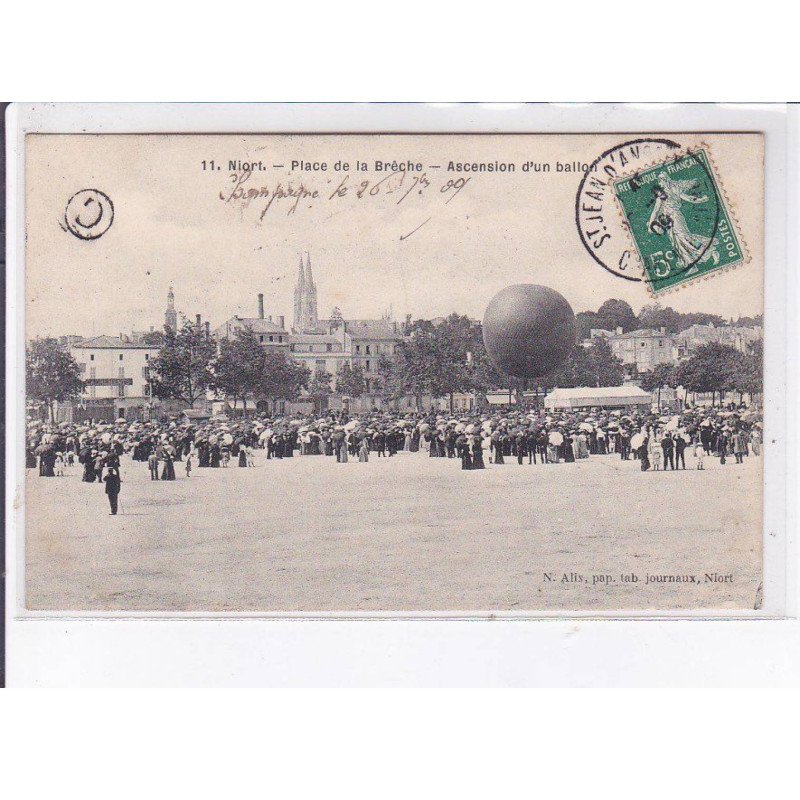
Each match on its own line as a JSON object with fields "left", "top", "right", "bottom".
{"left": 258, "top": 293, "right": 265, "bottom": 319}
{"left": 616, "top": 326, "right": 623, "bottom": 335}
{"left": 268, "top": 314, "right": 273, "bottom": 323}
{"left": 205, "top": 321, "right": 210, "bottom": 338}
{"left": 277, "top": 315, "right": 285, "bottom": 329}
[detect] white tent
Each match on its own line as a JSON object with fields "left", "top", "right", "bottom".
{"left": 544, "top": 386, "right": 651, "bottom": 411}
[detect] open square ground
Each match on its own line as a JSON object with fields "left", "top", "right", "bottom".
{"left": 25, "top": 450, "right": 762, "bottom": 612}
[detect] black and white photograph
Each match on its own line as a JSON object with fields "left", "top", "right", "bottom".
{"left": 17, "top": 130, "right": 769, "bottom": 613}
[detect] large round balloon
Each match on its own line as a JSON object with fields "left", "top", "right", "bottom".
{"left": 482, "top": 284, "right": 576, "bottom": 379}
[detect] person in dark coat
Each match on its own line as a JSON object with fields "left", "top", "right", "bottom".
{"left": 238, "top": 446, "right": 248, "bottom": 467}
{"left": 456, "top": 433, "right": 472, "bottom": 470}
{"left": 39, "top": 448, "right": 57, "bottom": 477}
{"left": 515, "top": 432, "right": 527, "bottom": 465}
{"left": 470, "top": 434, "right": 485, "bottom": 469}
{"left": 209, "top": 442, "right": 221, "bottom": 468}
{"left": 638, "top": 440, "right": 650, "bottom": 471}
{"left": 674, "top": 435, "right": 687, "bottom": 469}
{"left": 81, "top": 448, "right": 96, "bottom": 482}
{"left": 104, "top": 467, "right": 122, "bottom": 515}
{"left": 661, "top": 433, "right": 675, "bottom": 470}
{"left": 161, "top": 448, "right": 176, "bottom": 480}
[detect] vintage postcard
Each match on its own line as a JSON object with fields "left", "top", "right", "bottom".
{"left": 20, "top": 128, "right": 769, "bottom": 614}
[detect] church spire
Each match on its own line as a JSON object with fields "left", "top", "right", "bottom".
{"left": 165, "top": 286, "right": 177, "bottom": 332}
{"left": 305, "top": 251, "right": 314, "bottom": 287}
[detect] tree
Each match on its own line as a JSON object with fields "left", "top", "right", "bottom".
{"left": 393, "top": 315, "right": 478, "bottom": 412}
{"left": 329, "top": 307, "right": 344, "bottom": 330}
{"left": 731, "top": 340, "right": 762, "bottom": 403}
{"left": 336, "top": 361, "right": 366, "bottom": 397}
{"left": 307, "top": 369, "right": 333, "bottom": 412}
{"left": 26, "top": 337, "right": 84, "bottom": 421}
{"left": 149, "top": 318, "right": 216, "bottom": 408}
{"left": 595, "top": 299, "right": 638, "bottom": 333}
{"left": 674, "top": 342, "right": 739, "bottom": 406}
{"left": 375, "top": 354, "right": 402, "bottom": 406}
{"left": 639, "top": 362, "right": 676, "bottom": 409}
{"left": 260, "top": 350, "right": 309, "bottom": 405}
{"left": 637, "top": 302, "right": 681, "bottom": 333}
{"left": 211, "top": 326, "right": 265, "bottom": 414}
{"left": 584, "top": 337, "right": 625, "bottom": 387}
{"left": 141, "top": 329, "right": 166, "bottom": 346}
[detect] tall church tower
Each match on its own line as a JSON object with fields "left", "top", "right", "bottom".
{"left": 304, "top": 252, "right": 319, "bottom": 330}
{"left": 292, "top": 255, "right": 306, "bottom": 332}
{"left": 165, "top": 286, "right": 177, "bottom": 332}
{"left": 292, "top": 252, "right": 319, "bottom": 332}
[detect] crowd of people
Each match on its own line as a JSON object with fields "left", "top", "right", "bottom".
{"left": 26, "top": 403, "right": 763, "bottom": 514}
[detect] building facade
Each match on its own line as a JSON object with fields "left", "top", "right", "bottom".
{"left": 62, "top": 335, "right": 160, "bottom": 422}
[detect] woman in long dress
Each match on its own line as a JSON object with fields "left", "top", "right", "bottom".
{"left": 470, "top": 433, "right": 485, "bottom": 469}
{"left": 358, "top": 437, "right": 370, "bottom": 462}
{"left": 648, "top": 174, "right": 720, "bottom": 273}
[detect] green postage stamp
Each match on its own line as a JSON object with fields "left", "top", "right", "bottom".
{"left": 612, "top": 148, "right": 747, "bottom": 295}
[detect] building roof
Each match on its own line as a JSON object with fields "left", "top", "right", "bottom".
{"left": 71, "top": 336, "right": 157, "bottom": 350}
{"left": 290, "top": 332, "right": 344, "bottom": 345}
{"left": 545, "top": 386, "right": 651, "bottom": 407}
{"left": 346, "top": 320, "right": 401, "bottom": 339}
{"left": 610, "top": 328, "right": 670, "bottom": 340}
{"left": 215, "top": 317, "right": 288, "bottom": 335}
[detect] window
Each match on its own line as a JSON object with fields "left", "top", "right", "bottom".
{"left": 145, "top": 353, "right": 149, "bottom": 361}
{"left": 119, "top": 354, "right": 124, "bottom": 360}
{"left": 326, "top": 343, "right": 332, "bottom": 352}
{"left": 315, "top": 359, "right": 326, "bottom": 372}
{"left": 365, "top": 378, "right": 371, "bottom": 392}
{"left": 278, "top": 336, "right": 283, "bottom": 343}
{"left": 90, "top": 354, "right": 95, "bottom": 361}
{"left": 142, "top": 367, "right": 149, "bottom": 379}
{"left": 366, "top": 345, "right": 371, "bottom": 354}
{"left": 658, "top": 340, "right": 663, "bottom": 346}
{"left": 290, "top": 344, "right": 296, "bottom": 352}
{"left": 641, "top": 342, "right": 646, "bottom": 348}
{"left": 118, "top": 382, "right": 125, "bottom": 398}
{"left": 260, "top": 335, "right": 264, "bottom": 342}
{"left": 118, "top": 367, "right": 125, "bottom": 378}
{"left": 365, "top": 360, "right": 370, "bottom": 371}
{"left": 269, "top": 336, "right": 274, "bottom": 342}
{"left": 355, "top": 345, "right": 361, "bottom": 353}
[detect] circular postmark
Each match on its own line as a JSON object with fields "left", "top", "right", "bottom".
{"left": 576, "top": 138, "right": 682, "bottom": 282}
{"left": 63, "top": 189, "right": 114, "bottom": 240}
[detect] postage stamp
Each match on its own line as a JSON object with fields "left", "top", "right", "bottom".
{"left": 612, "top": 148, "right": 748, "bottom": 295}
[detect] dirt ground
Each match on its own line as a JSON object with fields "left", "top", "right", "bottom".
{"left": 24, "top": 448, "right": 763, "bottom": 612}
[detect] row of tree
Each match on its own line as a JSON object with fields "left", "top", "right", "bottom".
{"left": 150, "top": 322, "right": 310, "bottom": 411}
{"left": 638, "top": 341, "right": 763, "bottom": 407}
{"left": 575, "top": 298, "right": 762, "bottom": 340}
{"left": 26, "top": 310, "right": 764, "bottom": 421}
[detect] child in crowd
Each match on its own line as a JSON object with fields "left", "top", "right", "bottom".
{"left": 695, "top": 442, "right": 705, "bottom": 470}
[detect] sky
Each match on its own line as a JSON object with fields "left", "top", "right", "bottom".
{"left": 24, "top": 133, "right": 764, "bottom": 338}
